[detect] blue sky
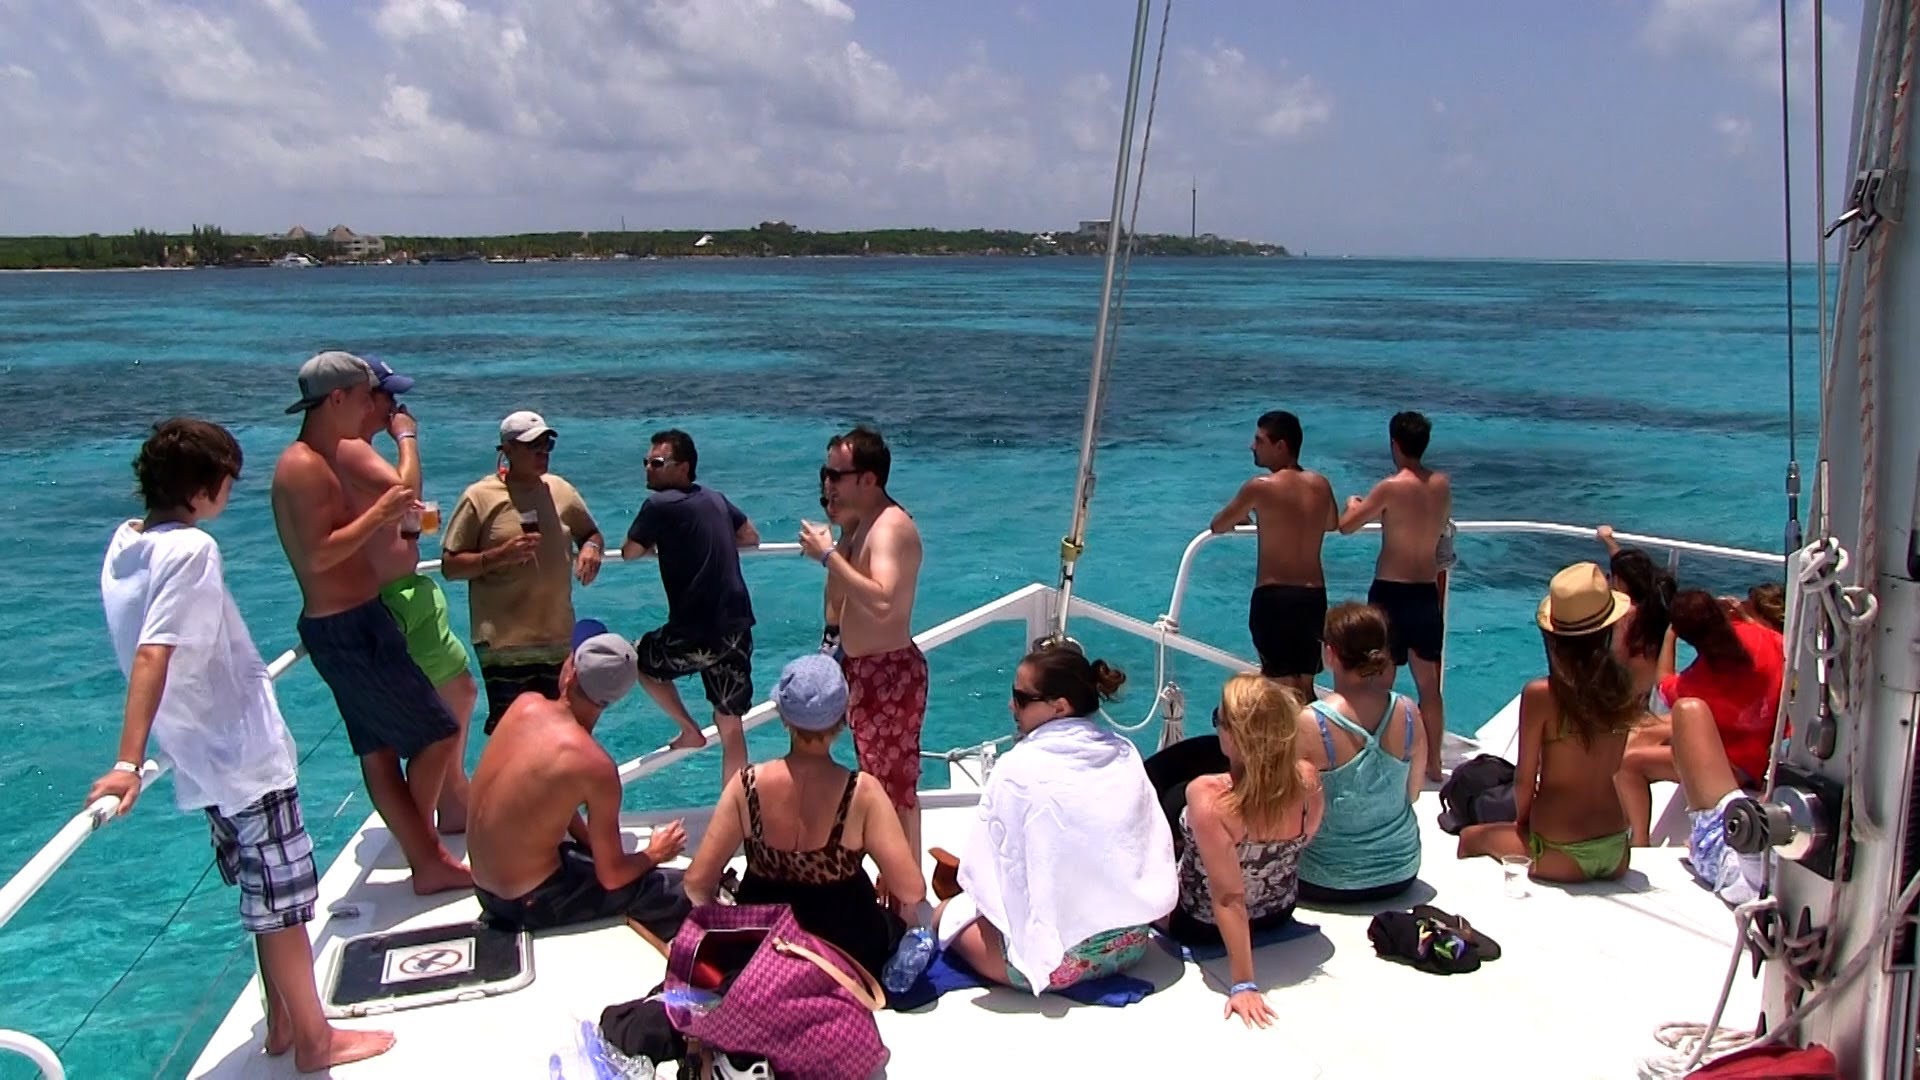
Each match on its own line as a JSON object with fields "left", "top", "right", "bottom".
{"left": 0, "top": 0, "right": 1864, "bottom": 260}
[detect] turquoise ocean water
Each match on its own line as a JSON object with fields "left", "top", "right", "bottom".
{"left": 0, "top": 257, "right": 1818, "bottom": 1076}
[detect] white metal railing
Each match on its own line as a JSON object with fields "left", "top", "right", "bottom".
{"left": 1165, "top": 520, "right": 1782, "bottom": 628}
{"left": 0, "top": 520, "right": 1782, "bottom": 1079}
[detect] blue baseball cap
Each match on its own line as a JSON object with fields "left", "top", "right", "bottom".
{"left": 363, "top": 354, "right": 414, "bottom": 395}
{"left": 774, "top": 653, "right": 848, "bottom": 732}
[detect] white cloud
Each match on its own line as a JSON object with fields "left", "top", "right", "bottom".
{"left": 1181, "top": 43, "right": 1331, "bottom": 141}
{"left": 1, "top": 0, "right": 1157, "bottom": 233}
{"left": 1643, "top": 0, "right": 1852, "bottom": 99}
{"left": 1715, "top": 113, "right": 1755, "bottom": 155}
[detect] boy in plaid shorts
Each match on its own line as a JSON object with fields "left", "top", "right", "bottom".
{"left": 87, "top": 419, "right": 393, "bottom": 1072}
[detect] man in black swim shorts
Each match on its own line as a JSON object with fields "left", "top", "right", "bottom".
{"left": 1208, "top": 410, "right": 1339, "bottom": 696}
{"left": 1339, "top": 411, "right": 1454, "bottom": 782}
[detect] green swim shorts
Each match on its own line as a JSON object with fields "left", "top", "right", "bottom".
{"left": 379, "top": 573, "right": 471, "bottom": 688}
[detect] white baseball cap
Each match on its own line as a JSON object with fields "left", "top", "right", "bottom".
{"left": 499, "top": 410, "right": 556, "bottom": 445}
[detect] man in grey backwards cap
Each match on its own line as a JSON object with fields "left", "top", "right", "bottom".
{"left": 465, "top": 620, "right": 691, "bottom": 932}
{"left": 271, "top": 350, "right": 471, "bottom": 896}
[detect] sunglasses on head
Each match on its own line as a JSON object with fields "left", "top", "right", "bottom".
{"left": 1011, "top": 686, "right": 1049, "bottom": 707}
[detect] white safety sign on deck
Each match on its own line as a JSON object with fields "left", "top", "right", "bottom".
{"left": 381, "top": 938, "right": 476, "bottom": 985}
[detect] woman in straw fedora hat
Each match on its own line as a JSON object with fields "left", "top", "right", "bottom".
{"left": 1457, "top": 562, "right": 1643, "bottom": 883}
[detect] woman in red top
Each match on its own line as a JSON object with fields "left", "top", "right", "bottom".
{"left": 1614, "top": 588, "right": 1785, "bottom": 844}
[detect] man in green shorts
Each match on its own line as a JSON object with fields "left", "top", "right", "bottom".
{"left": 357, "top": 356, "right": 478, "bottom": 833}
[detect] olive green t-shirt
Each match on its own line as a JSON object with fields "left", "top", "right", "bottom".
{"left": 441, "top": 473, "right": 597, "bottom": 663}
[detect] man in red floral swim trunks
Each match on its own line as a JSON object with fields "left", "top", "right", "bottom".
{"left": 799, "top": 425, "right": 928, "bottom": 879}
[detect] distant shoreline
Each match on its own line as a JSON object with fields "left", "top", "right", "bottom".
{"left": 0, "top": 223, "right": 1289, "bottom": 271}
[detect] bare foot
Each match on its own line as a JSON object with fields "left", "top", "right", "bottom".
{"left": 670, "top": 727, "right": 708, "bottom": 751}
{"left": 1426, "top": 765, "right": 1445, "bottom": 784}
{"left": 295, "top": 1027, "right": 396, "bottom": 1073}
{"left": 265, "top": 1010, "right": 293, "bottom": 1057}
{"left": 410, "top": 854, "right": 474, "bottom": 896}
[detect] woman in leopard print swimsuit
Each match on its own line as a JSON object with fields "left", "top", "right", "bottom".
{"left": 684, "top": 654, "right": 927, "bottom": 976}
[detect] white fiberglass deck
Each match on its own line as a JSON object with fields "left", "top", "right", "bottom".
{"left": 189, "top": 737, "right": 1755, "bottom": 1080}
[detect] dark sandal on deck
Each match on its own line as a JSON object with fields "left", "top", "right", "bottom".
{"left": 1410, "top": 904, "right": 1502, "bottom": 962}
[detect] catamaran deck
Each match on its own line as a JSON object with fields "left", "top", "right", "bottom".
{"left": 189, "top": 747, "right": 1755, "bottom": 1080}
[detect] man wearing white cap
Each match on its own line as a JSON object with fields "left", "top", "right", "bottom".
{"left": 467, "top": 620, "right": 691, "bottom": 932}
{"left": 272, "top": 350, "right": 471, "bottom": 895}
{"left": 441, "top": 410, "right": 607, "bottom": 735}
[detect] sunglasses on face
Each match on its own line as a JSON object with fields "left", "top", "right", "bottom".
{"left": 646, "top": 456, "right": 675, "bottom": 469}
{"left": 821, "top": 466, "right": 861, "bottom": 482}
{"left": 520, "top": 436, "right": 555, "bottom": 452}
{"left": 1011, "top": 687, "right": 1049, "bottom": 707}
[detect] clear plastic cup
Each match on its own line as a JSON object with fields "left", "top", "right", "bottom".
{"left": 518, "top": 508, "right": 541, "bottom": 535}
{"left": 419, "top": 500, "right": 441, "bottom": 536}
{"left": 1501, "top": 854, "right": 1532, "bottom": 898}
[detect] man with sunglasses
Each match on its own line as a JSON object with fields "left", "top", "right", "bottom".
{"left": 441, "top": 411, "right": 606, "bottom": 736}
{"left": 817, "top": 434, "right": 857, "bottom": 657}
{"left": 622, "top": 428, "right": 761, "bottom": 786}
{"left": 799, "top": 425, "right": 927, "bottom": 880}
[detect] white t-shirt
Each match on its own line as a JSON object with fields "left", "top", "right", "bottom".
{"left": 100, "top": 521, "right": 297, "bottom": 815}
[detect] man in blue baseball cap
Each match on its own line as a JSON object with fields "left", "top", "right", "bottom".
{"left": 350, "top": 355, "right": 481, "bottom": 835}
{"left": 465, "top": 619, "right": 691, "bottom": 933}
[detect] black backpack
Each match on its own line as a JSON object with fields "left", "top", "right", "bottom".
{"left": 1436, "top": 754, "right": 1517, "bottom": 835}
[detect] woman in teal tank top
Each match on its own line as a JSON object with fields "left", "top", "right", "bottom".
{"left": 1295, "top": 602, "right": 1425, "bottom": 902}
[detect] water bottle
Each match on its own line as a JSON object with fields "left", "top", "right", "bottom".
{"left": 661, "top": 986, "right": 722, "bottom": 1016}
{"left": 881, "top": 926, "right": 935, "bottom": 993}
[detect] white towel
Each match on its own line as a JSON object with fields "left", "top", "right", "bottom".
{"left": 956, "top": 717, "right": 1177, "bottom": 993}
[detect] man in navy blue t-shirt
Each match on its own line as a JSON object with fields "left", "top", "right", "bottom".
{"left": 621, "top": 429, "right": 761, "bottom": 784}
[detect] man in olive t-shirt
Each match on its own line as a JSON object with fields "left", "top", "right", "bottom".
{"left": 440, "top": 411, "right": 607, "bottom": 732}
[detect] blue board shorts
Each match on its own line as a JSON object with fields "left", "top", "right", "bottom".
{"left": 299, "top": 596, "right": 458, "bottom": 757}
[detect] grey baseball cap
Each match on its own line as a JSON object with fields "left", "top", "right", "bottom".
{"left": 285, "top": 351, "right": 376, "bottom": 413}
{"left": 570, "top": 619, "right": 638, "bottom": 708}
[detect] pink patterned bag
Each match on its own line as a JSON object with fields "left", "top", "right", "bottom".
{"left": 664, "top": 902, "right": 888, "bottom": 1080}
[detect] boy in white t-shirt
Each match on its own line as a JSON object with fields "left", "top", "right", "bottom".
{"left": 85, "top": 418, "right": 393, "bottom": 1072}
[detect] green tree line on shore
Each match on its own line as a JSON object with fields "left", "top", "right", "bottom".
{"left": 0, "top": 221, "right": 1288, "bottom": 270}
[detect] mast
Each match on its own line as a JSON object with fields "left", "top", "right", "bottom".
{"left": 1730, "top": 0, "right": 1920, "bottom": 1074}
{"left": 1048, "top": 0, "right": 1156, "bottom": 641}
{"left": 1191, "top": 177, "right": 1197, "bottom": 238}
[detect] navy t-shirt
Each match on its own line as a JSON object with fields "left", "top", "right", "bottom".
{"left": 626, "top": 485, "right": 755, "bottom": 637}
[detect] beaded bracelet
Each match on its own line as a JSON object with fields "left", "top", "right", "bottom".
{"left": 1229, "top": 981, "right": 1259, "bottom": 996}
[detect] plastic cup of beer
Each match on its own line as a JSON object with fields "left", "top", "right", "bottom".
{"left": 419, "top": 500, "right": 441, "bottom": 537}
{"left": 519, "top": 508, "right": 541, "bottom": 535}
{"left": 400, "top": 504, "right": 422, "bottom": 541}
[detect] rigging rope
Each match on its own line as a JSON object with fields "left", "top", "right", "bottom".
{"left": 1778, "top": 0, "right": 1805, "bottom": 553}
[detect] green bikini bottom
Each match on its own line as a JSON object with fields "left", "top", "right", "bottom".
{"left": 1528, "top": 829, "right": 1632, "bottom": 879}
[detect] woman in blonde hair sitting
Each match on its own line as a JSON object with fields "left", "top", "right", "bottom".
{"left": 1163, "top": 673, "right": 1323, "bottom": 1029}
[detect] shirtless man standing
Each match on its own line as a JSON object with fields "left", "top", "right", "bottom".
{"left": 818, "top": 434, "right": 856, "bottom": 656}
{"left": 271, "top": 351, "right": 470, "bottom": 893}
{"left": 1339, "top": 410, "right": 1453, "bottom": 782}
{"left": 467, "top": 620, "right": 690, "bottom": 933}
{"left": 798, "top": 426, "right": 926, "bottom": 868}
{"left": 355, "top": 357, "right": 478, "bottom": 833}
{"left": 1208, "top": 410, "right": 1337, "bottom": 697}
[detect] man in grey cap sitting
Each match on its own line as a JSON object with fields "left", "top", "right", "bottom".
{"left": 466, "top": 619, "right": 691, "bottom": 933}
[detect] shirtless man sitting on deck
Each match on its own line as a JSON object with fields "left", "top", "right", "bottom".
{"left": 1339, "top": 410, "right": 1452, "bottom": 782}
{"left": 1208, "top": 410, "right": 1338, "bottom": 697}
{"left": 799, "top": 426, "right": 927, "bottom": 880}
{"left": 467, "top": 620, "right": 691, "bottom": 933}
{"left": 271, "top": 351, "right": 470, "bottom": 894}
